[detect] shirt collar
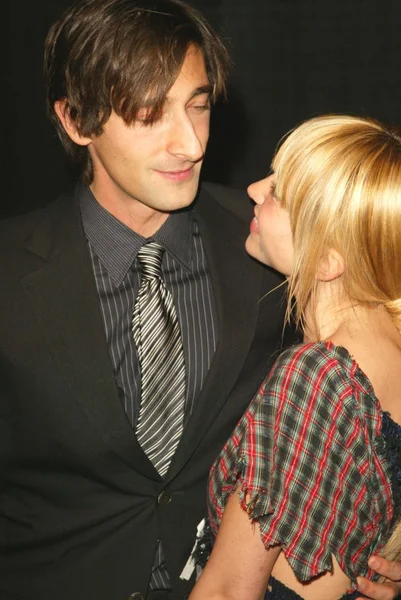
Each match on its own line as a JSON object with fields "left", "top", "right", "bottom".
{"left": 79, "top": 185, "right": 194, "bottom": 286}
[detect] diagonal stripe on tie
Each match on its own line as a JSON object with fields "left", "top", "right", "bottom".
{"left": 133, "top": 242, "right": 186, "bottom": 477}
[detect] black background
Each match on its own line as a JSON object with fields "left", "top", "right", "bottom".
{"left": 4, "top": 0, "right": 401, "bottom": 216}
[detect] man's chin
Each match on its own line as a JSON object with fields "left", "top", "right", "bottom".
{"left": 168, "top": 180, "right": 200, "bottom": 210}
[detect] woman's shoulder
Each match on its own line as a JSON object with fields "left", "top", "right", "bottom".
{"left": 261, "top": 340, "right": 379, "bottom": 426}
{"left": 274, "top": 339, "right": 357, "bottom": 364}
{"left": 268, "top": 340, "right": 356, "bottom": 387}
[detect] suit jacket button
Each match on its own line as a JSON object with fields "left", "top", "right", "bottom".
{"left": 157, "top": 490, "right": 172, "bottom": 505}
{"left": 129, "top": 594, "right": 144, "bottom": 600}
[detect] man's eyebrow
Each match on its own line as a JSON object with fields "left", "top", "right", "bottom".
{"left": 188, "top": 85, "right": 213, "bottom": 101}
{"left": 142, "top": 84, "right": 213, "bottom": 109}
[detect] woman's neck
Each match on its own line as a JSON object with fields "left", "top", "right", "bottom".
{"left": 303, "top": 279, "right": 400, "bottom": 345}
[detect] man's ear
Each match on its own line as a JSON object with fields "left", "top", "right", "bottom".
{"left": 54, "top": 99, "right": 92, "bottom": 147}
{"left": 317, "top": 249, "right": 344, "bottom": 282}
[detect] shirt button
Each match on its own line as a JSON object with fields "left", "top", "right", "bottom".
{"left": 157, "top": 490, "right": 172, "bottom": 505}
{"left": 129, "top": 594, "right": 144, "bottom": 600}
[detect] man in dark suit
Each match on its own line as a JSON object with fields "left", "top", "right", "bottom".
{"left": 0, "top": 1, "right": 400, "bottom": 599}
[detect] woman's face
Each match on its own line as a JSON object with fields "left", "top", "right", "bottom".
{"left": 245, "top": 174, "right": 294, "bottom": 276}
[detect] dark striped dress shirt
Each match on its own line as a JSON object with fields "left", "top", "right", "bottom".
{"left": 79, "top": 186, "right": 218, "bottom": 591}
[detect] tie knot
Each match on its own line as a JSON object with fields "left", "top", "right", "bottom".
{"left": 137, "top": 242, "right": 165, "bottom": 279}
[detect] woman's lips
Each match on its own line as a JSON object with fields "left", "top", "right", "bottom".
{"left": 249, "top": 215, "right": 259, "bottom": 233}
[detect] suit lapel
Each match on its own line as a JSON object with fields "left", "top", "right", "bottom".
{"left": 167, "top": 186, "right": 264, "bottom": 479}
{"left": 21, "top": 191, "right": 160, "bottom": 480}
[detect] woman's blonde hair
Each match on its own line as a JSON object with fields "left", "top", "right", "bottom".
{"left": 272, "top": 114, "right": 401, "bottom": 335}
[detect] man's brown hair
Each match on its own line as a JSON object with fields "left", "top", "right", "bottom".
{"left": 44, "top": 0, "right": 231, "bottom": 183}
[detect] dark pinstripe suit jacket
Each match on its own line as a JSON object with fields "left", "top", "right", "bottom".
{"left": 0, "top": 181, "right": 291, "bottom": 600}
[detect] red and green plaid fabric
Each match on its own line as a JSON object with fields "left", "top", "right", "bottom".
{"left": 208, "top": 341, "right": 394, "bottom": 584}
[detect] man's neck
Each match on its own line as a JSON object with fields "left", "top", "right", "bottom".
{"left": 89, "top": 183, "right": 169, "bottom": 237}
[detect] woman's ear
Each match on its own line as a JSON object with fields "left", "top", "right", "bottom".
{"left": 54, "top": 99, "right": 92, "bottom": 147}
{"left": 317, "top": 249, "right": 344, "bottom": 282}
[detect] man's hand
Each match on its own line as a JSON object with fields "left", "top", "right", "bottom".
{"left": 356, "top": 556, "right": 401, "bottom": 600}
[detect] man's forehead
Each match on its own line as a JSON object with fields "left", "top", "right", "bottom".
{"left": 137, "top": 45, "right": 211, "bottom": 112}
{"left": 166, "top": 47, "right": 210, "bottom": 98}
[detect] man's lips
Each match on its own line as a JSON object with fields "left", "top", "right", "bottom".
{"left": 155, "top": 167, "right": 194, "bottom": 181}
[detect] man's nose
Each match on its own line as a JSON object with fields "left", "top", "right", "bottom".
{"left": 166, "top": 113, "right": 206, "bottom": 163}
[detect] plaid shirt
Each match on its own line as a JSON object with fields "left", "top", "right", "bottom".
{"left": 208, "top": 341, "right": 394, "bottom": 585}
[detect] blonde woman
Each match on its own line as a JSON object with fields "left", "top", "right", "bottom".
{"left": 188, "top": 115, "right": 401, "bottom": 600}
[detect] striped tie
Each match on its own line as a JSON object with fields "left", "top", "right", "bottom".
{"left": 133, "top": 242, "right": 186, "bottom": 477}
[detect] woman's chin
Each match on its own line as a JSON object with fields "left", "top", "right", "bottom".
{"left": 245, "top": 239, "right": 268, "bottom": 266}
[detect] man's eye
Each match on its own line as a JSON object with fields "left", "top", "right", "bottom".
{"left": 192, "top": 104, "right": 211, "bottom": 113}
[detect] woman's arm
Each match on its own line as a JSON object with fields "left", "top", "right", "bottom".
{"left": 188, "top": 488, "right": 281, "bottom": 600}
{"left": 188, "top": 492, "right": 401, "bottom": 600}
